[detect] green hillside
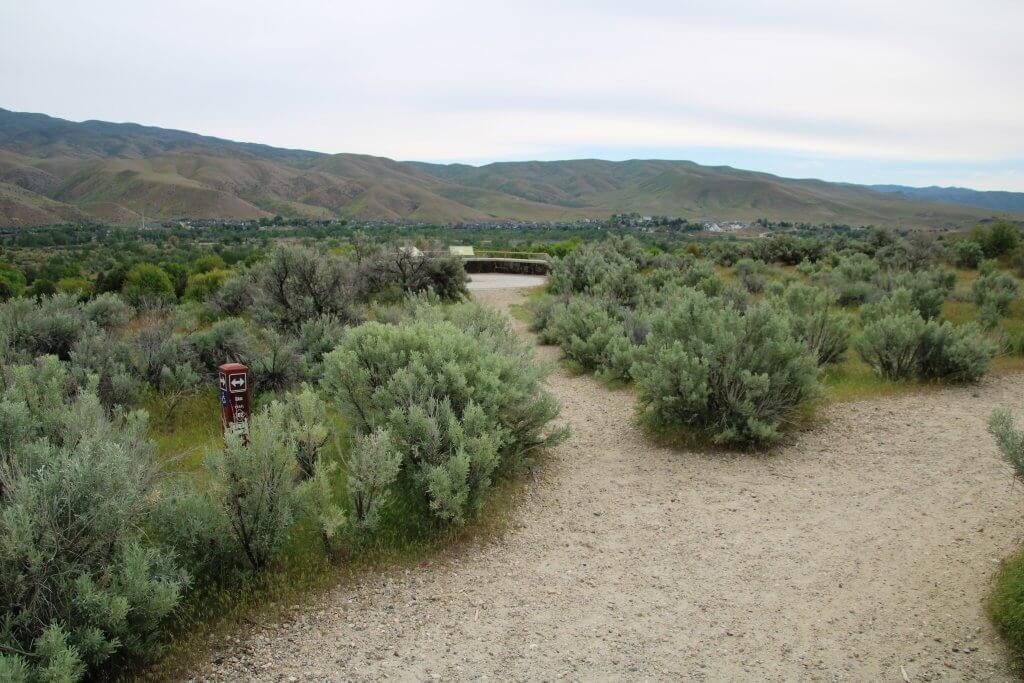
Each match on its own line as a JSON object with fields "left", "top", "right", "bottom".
{"left": 0, "top": 108, "right": 1018, "bottom": 228}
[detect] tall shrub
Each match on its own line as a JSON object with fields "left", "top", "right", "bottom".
{"left": 0, "top": 358, "right": 185, "bottom": 680}
{"left": 774, "top": 283, "right": 852, "bottom": 365}
{"left": 321, "top": 316, "right": 563, "bottom": 522}
{"left": 632, "top": 290, "right": 819, "bottom": 448}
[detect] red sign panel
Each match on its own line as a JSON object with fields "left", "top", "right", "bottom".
{"left": 218, "top": 362, "right": 251, "bottom": 441}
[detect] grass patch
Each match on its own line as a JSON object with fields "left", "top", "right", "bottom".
{"left": 144, "top": 389, "right": 222, "bottom": 474}
{"left": 508, "top": 302, "right": 532, "bottom": 324}
{"left": 820, "top": 355, "right": 915, "bottom": 402}
{"left": 989, "top": 548, "right": 1024, "bottom": 668}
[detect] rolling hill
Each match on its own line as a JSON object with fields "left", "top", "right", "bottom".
{"left": 0, "top": 107, "right": 1018, "bottom": 229}
{"left": 871, "top": 184, "right": 1024, "bottom": 214}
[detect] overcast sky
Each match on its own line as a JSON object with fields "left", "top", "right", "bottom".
{"left": 2, "top": 0, "right": 1022, "bottom": 190}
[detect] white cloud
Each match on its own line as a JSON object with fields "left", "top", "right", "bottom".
{"left": 1, "top": 0, "right": 1022, "bottom": 187}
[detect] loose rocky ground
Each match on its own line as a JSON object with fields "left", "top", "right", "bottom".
{"left": 200, "top": 284, "right": 1024, "bottom": 681}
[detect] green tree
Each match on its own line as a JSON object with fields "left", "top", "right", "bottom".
{"left": 56, "top": 277, "right": 92, "bottom": 299}
{"left": 159, "top": 262, "right": 188, "bottom": 298}
{"left": 183, "top": 269, "right": 228, "bottom": 301}
{"left": 122, "top": 264, "right": 175, "bottom": 306}
{"left": 28, "top": 278, "right": 56, "bottom": 298}
{"left": 0, "top": 263, "right": 26, "bottom": 299}
{"left": 973, "top": 221, "right": 1020, "bottom": 258}
{"left": 192, "top": 254, "right": 227, "bottom": 274}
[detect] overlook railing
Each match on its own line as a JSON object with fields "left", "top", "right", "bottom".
{"left": 421, "top": 249, "right": 552, "bottom": 274}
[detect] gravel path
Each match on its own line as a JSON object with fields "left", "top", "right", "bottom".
{"left": 465, "top": 274, "right": 548, "bottom": 291}
{"left": 202, "top": 287, "right": 1024, "bottom": 681}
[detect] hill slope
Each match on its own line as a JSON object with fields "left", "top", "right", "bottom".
{"left": 0, "top": 108, "right": 1017, "bottom": 228}
{"left": 871, "top": 184, "right": 1024, "bottom": 213}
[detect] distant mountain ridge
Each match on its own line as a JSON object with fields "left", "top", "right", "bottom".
{"left": 870, "top": 184, "right": 1024, "bottom": 214}
{"left": 0, "top": 107, "right": 1018, "bottom": 228}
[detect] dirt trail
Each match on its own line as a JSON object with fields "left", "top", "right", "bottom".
{"left": 204, "top": 287, "right": 1024, "bottom": 681}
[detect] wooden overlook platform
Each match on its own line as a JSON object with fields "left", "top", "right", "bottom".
{"left": 422, "top": 247, "right": 553, "bottom": 275}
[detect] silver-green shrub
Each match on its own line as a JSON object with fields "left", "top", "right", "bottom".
{"left": 321, "top": 315, "right": 563, "bottom": 522}
{"left": 252, "top": 329, "right": 304, "bottom": 392}
{"left": 916, "top": 321, "right": 995, "bottom": 382}
{"left": 973, "top": 265, "right": 1019, "bottom": 327}
{"left": 855, "top": 311, "right": 927, "bottom": 380}
{"left": 203, "top": 404, "right": 299, "bottom": 571}
{"left": 0, "top": 293, "right": 88, "bottom": 361}
{"left": 549, "top": 298, "right": 628, "bottom": 373}
{"left": 346, "top": 428, "right": 402, "bottom": 530}
{"left": 774, "top": 283, "right": 852, "bottom": 365}
{"left": 733, "top": 258, "right": 767, "bottom": 293}
{"left": 69, "top": 329, "right": 140, "bottom": 410}
{"left": 950, "top": 239, "right": 984, "bottom": 269}
{"left": 893, "top": 267, "right": 955, "bottom": 320}
{"left": 82, "top": 293, "right": 133, "bottom": 331}
{"left": 820, "top": 252, "right": 881, "bottom": 306}
{"left": 632, "top": 290, "right": 819, "bottom": 448}
{"left": 855, "top": 291, "right": 994, "bottom": 382}
{"left": 526, "top": 296, "right": 563, "bottom": 344}
{"left": 0, "top": 357, "right": 185, "bottom": 680}
{"left": 547, "top": 238, "right": 643, "bottom": 297}
{"left": 250, "top": 245, "right": 357, "bottom": 331}
{"left": 188, "top": 317, "right": 256, "bottom": 378}
{"left": 989, "top": 409, "right": 1024, "bottom": 481}
{"left": 284, "top": 385, "right": 329, "bottom": 480}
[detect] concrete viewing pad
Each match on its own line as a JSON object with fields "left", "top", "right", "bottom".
{"left": 466, "top": 273, "right": 548, "bottom": 291}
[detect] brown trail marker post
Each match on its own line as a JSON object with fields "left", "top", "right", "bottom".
{"left": 218, "top": 362, "right": 251, "bottom": 442}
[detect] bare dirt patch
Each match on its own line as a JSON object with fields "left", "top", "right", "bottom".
{"left": 202, "top": 287, "right": 1024, "bottom": 681}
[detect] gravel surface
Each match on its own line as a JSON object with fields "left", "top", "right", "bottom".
{"left": 465, "top": 274, "right": 548, "bottom": 291}
{"left": 200, "top": 287, "right": 1024, "bottom": 681}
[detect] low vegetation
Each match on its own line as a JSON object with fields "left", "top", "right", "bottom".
{"left": 2, "top": 215, "right": 1024, "bottom": 678}
{"left": 0, "top": 243, "right": 564, "bottom": 681}
{"left": 988, "top": 410, "right": 1024, "bottom": 660}
{"left": 531, "top": 226, "right": 1018, "bottom": 449}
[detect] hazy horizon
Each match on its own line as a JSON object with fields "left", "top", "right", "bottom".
{"left": 3, "top": 0, "right": 1022, "bottom": 191}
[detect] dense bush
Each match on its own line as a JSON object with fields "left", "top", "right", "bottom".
{"left": 892, "top": 267, "right": 955, "bottom": 320}
{"left": 986, "top": 409, "right": 1024, "bottom": 659}
{"left": 773, "top": 283, "right": 852, "bottom": 365}
{"left": 973, "top": 221, "right": 1020, "bottom": 258}
{"left": 204, "top": 404, "right": 301, "bottom": 570}
{"left": 916, "top": 321, "right": 995, "bottom": 383}
{"left": 820, "top": 252, "right": 881, "bottom": 306}
{"left": 973, "top": 265, "right": 1019, "bottom": 327}
{"left": 356, "top": 247, "right": 468, "bottom": 302}
{"left": 854, "top": 311, "right": 925, "bottom": 380}
{"left": 733, "top": 258, "right": 767, "bottom": 293}
{"left": 248, "top": 245, "right": 358, "bottom": 331}
{"left": 183, "top": 269, "right": 228, "bottom": 302}
{"left": 83, "top": 292, "right": 133, "bottom": 331}
{"left": 188, "top": 318, "right": 256, "bottom": 378}
{"left": 0, "top": 358, "right": 185, "bottom": 680}
{"left": 0, "top": 263, "right": 26, "bottom": 300}
{"left": 856, "top": 292, "right": 994, "bottom": 381}
{"left": 129, "top": 319, "right": 198, "bottom": 390}
{"left": 632, "top": 290, "right": 819, "bottom": 448}
{"left": 122, "top": 263, "right": 176, "bottom": 307}
{"left": 526, "top": 296, "right": 564, "bottom": 344}
{"left": 548, "top": 237, "right": 644, "bottom": 298}
{"left": 950, "top": 239, "right": 984, "bottom": 269}
{"left": 251, "top": 330, "right": 304, "bottom": 392}
{"left": 155, "top": 400, "right": 343, "bottom": 577}
{"left": 548, "top": 298, "right": 632, "bottom": 377}
{"left": 346, "top": 428, "right": 402, "bottom": 530}
{"left": 321, "top": 310, "right": 564, "bottom": 522}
